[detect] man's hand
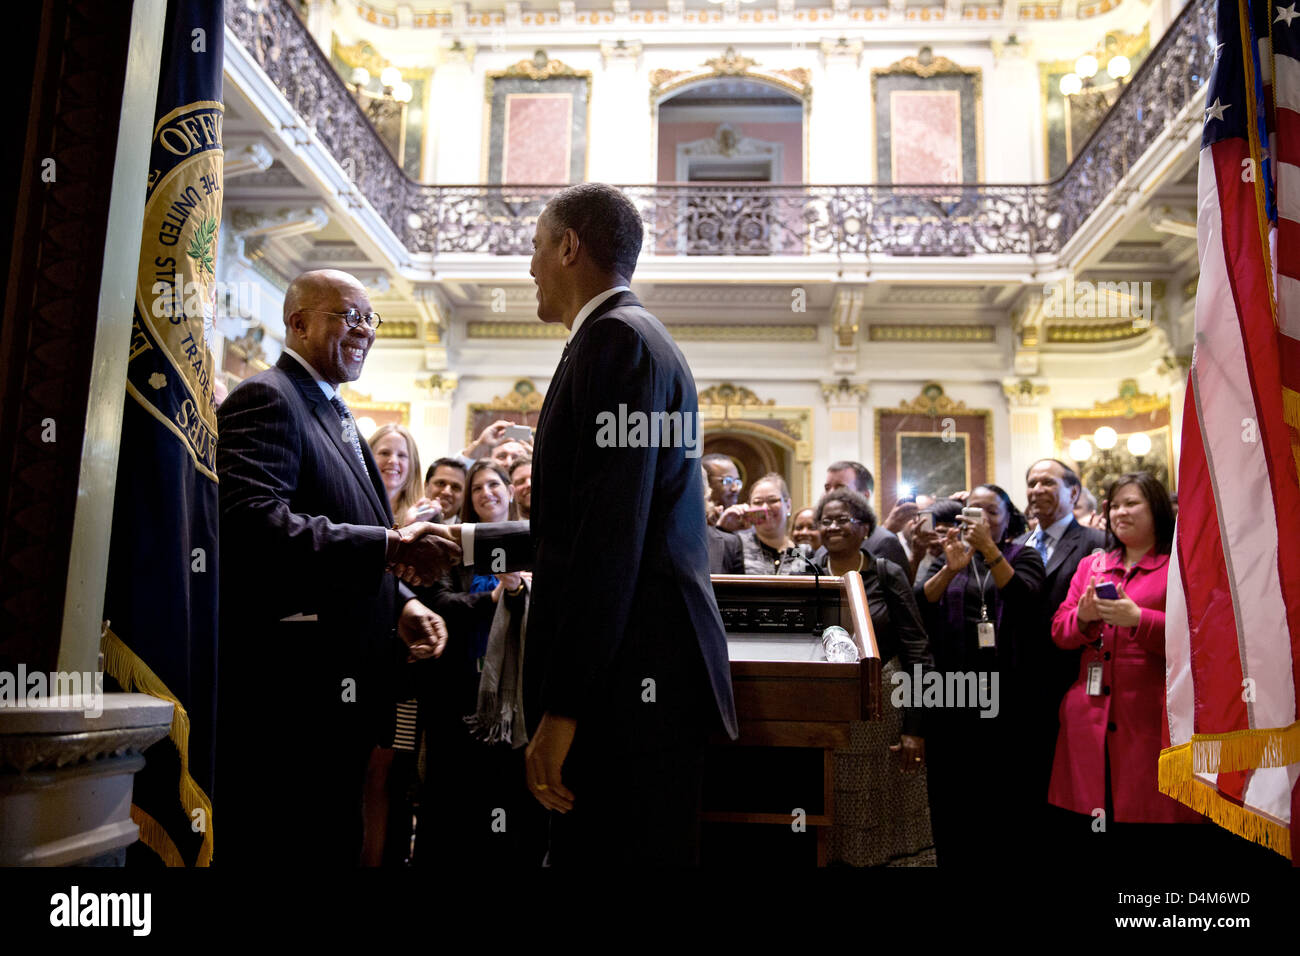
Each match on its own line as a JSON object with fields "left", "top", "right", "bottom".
{"left": 890, "top": 734, "right": 926, "bottom": 772}
{"left": 715, "top": 503, "right": 749, "bottom": 533}
{"left": 525, "top": 712, "right": 577, "bottom": 812}
{"left": 389, "top": 522, "right": 461, "bottom": 586}
{"left": 398, "top": 599, "right": 448, "bottom": 662}
{"left": 462, "top": 419, "right": 514, "bottom": 458}
{"left": 883, "top": 500, "right": 918, "bottom": 534}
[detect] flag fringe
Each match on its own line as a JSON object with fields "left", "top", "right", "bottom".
{"left": 129, "top": 804, "right": 186, "bottom": 867}
{"left": 102, "top": 626, "right": 214, "bottom": 867}
{"left": 1172, "top": 721, "right": 1300, "bottom": 773}
{"left": 1158, "top": 742, "right": 1292, "bottom": 859}
{"left": 1284, "top": 386, "right": 1300, "bottom": 430}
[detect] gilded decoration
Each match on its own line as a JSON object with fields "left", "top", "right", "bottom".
{"left": 698, "top": 383, "right": 774, "bottom": 409}
{"left": 485, "top": 54, "right": 593, "bottom": 101}
{"left": 894, "top": 382, "right": 972, "bottom": 417}
{"left": 868, "top": 324, "right": 995, "bottom": 342}
{"left": 649, "top": 48, "right": 813, "bottom": 103}
{"left": 1046, "top": 321, "right": 1150, "bottom": 343}
{"left": 1002, "top": 378, "right": 1050, "bottom": 406}
{"left": 479, "top": 380, "right": 547, "bottom": 414}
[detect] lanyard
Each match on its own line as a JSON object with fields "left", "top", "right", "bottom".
{"left": 971, "top": 556, "right": 993, "bottom": 622}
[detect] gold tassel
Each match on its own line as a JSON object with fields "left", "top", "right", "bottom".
{"left": 130, "top": 805, "right": 185, "bottom": 867}
{"left": 1175, "top": 722, "right": 1300, "bottom": 774}
{"left": 102, "top": 625, "right": 214, "bottom": 867}
{"left": 1158, "top": 745, "right": 1292, "bottom": 859}
{"left": 1282, "top": 386, "right": 1300, "bottom": 430}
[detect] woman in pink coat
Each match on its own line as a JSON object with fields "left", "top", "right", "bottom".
{"left": 1048, "top": 472, "right": 1201, "bottom": 859}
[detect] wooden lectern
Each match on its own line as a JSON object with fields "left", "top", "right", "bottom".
{"left": 701, "top": 571, "right": 882, "bottom": 866}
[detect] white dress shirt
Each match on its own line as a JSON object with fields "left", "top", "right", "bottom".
{"left": 283, "top": 347, "right": 338, "bottom": 401}
{"left": 1032, "top": 512, "right": 1076, "bottom": 564}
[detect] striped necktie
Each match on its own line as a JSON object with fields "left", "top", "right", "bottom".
{"left": 1034, "top": 529, "right": 1050, "bottom": 564}
{"left": 328, "top": 395, "right": 368, "bottom": 473}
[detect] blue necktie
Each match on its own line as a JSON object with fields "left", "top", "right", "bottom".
{"left": 1034, "top": 530, "right": 1050, "bottom": 564}
{"left": 329, "top": 395, "right": 368, "bottom": 473}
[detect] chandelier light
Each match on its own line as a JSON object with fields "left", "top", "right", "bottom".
{"left": 1093, "top": 426, "right": 1118, "bottom": 451}
{"left": 1126, "top": 432, "right": 1152, "bottom": 457}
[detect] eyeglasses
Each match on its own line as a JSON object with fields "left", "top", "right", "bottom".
{"left": 819, "top": 515, "right": 862, "bottom": 529}
{"left": 301, "top": 308, "right": 383, "bottom": 330}
{"left": 718, "top": 476, "right": 742, "bottom": 489}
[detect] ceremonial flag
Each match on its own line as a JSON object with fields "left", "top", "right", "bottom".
{"left": 1160, "top": 0, "right": 1300, "bottom": 861}
{"left": 102, "top": 0, "right": 224, "bottom": 867}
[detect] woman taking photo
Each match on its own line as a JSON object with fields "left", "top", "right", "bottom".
{"left": 914, "top": 484, "right": 1044, "bottom": 867}
{"left": 738, "top": 473, "right": 813, "bottom": 575}
{"left": 813, "top": 488, "right": 934, "bottom": 866}
{"left": 1048, "top": 472, "right": 1201, "bottom": 863}
{"left": 415, "top": 459, "right": 544, "bottom": 866}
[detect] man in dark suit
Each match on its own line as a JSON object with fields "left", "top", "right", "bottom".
{"left": 216, "top": 269, "right": 459, "bottom": 866}
{"left": 820, "top": 461, "right": 911, "bottom": 570}
{"left": 703, "top": 465, "right": 744, "bottom": 573}
{"left": 1017, "top": 458, "right": 1105, "bottom": 844}
{"left": 419, "top": 185, "right": 737, "bottom": 865}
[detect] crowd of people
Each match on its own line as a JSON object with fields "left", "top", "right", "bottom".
{"left": 700, "top": 453, "right": 1269, "bottom": 869}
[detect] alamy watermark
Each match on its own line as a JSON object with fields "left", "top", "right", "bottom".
{"left": 890, "top": 664, "right": 1000, "bottom": 718}
{"left": 0, "top": 666, "right": 104, "bottom": 718}
{"left": 594, "top": 404, "right": 703, "bottom": 459}
{"left": 1042, "top": 277, "right": 1152, "bottom": 327}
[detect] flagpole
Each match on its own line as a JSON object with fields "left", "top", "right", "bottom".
{"left": 55, "top": 0, "right": 168, "bottom": 676}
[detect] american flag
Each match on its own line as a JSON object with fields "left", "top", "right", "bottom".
{"left": 1161, "top": 0, "right": 1300, "bottom": 862}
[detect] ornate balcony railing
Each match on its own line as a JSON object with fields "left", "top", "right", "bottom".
{"left": 227, "top": 0, "right": 1214, "bottom": 260}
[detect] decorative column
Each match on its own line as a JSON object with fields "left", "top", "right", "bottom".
{"left": 822, "top": 377, "right": 870, "bottom": 489}
{"left": 812, "top": 37, "right": 867, "bottom": 183}
{"left": 1002, "top": 378, "right": 1052, "bottom": 489}
{"left": 432, "top": 40, "right": 480, "bottom": 184}
{"left": 592, "top": 39, "right": 648, "bottom": 183}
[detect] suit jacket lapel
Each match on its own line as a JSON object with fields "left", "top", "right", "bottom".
{"left": 1044, "top": 518, "right": 1081, "bottom": 578}
{"left": 278, "top": 355, "right": 392, "bottom": 526}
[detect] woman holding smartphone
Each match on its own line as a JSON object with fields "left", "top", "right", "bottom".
{"left": 914, "top": 484, "right": 1044, "bottom": 867}
{"left": 737, "top": 473, "right": 813, "bottom": 574}
{"left": 1048, "top": 471, "right": 1201, "bottom": 862}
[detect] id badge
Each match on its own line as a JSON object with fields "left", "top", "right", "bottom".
{"left": 977, "top": 621, "right": 996, "bottom": 649}
{"left": 1086, "top": 661, "right": 1104, "bottom": 696}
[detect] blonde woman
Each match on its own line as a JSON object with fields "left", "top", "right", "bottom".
{"left": 368, "top": 423, "right": 423, "bottom": 525}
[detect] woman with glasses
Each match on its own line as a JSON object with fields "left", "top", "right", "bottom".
{"left": 914, "top": 484, "right": 1045, "bottom": 868}
{"left": 737, "top": 472, "right": 813, "bottom": 574}
{"left": 812, "top": 488, "right": 935, "bottom": 866}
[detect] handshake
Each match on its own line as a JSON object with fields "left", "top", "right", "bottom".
{"left": 385, "top": 522, "right": 464, "bottom": 587}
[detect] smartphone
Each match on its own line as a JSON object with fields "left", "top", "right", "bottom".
{"left": 960, "top": 507, "right": 986, "bottom": 524}
{"left": 743, "top": 506, "right": 768, "bottom": 525}
{"left": 503, "top": 424, "right": 533, "bottom": 442}
{"left": 1094, "top": 581, "right": 1120, "bottom": 600}
{"left": 917, "top": 512, "right": 934, "bottom": 534}
{"left": 413, "top": 506, "right": 441, "bottom": 524}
